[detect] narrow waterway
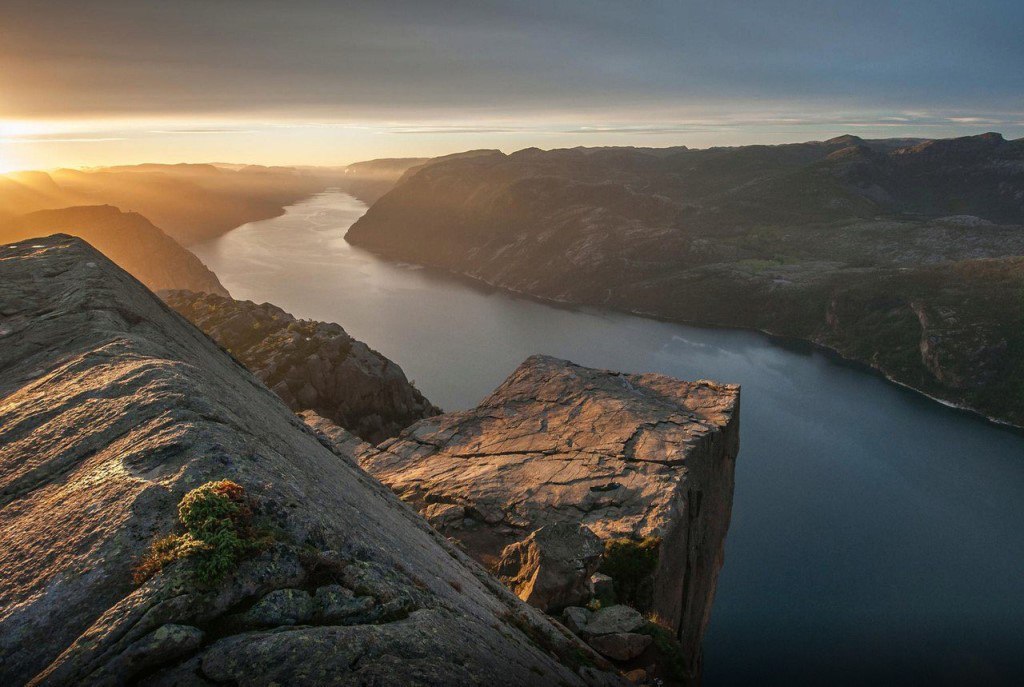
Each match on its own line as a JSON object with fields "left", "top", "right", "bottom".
{"left": 192, "top": 191, "right": 1024, "bottom": 686}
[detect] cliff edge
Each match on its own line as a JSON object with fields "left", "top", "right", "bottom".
{"left": 0, "top": 236, "right": 623, "bottom": 686}
{"left": 360, "top": 355, "right": 740, "bottom": 682}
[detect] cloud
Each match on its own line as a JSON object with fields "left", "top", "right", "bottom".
{"left": 1, "top": 0, "right": 1022, "bottom": 122}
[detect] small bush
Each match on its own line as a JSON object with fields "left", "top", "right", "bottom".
{"left": 598, "top": 537, "right": 661, "bottom": 610}
{"left": 135, "top": 480, "right": 262, "bottom": 586}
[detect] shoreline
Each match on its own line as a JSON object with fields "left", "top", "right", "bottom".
{"left": 345, "top": 236, "right": 1024, "bottom": 437}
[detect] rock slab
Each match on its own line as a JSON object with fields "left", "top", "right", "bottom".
{"left": 360, "top": 354, "right": 740, "bottom": 681}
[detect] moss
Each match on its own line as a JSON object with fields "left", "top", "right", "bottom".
{"left": 135, "top": 480, "right": 264, "bottom": 586}
{"left": 598, "top": 537, "right": 661, "bottom": 611}
{"left": 638, "top": 621, "right": 688, "bottom": 682}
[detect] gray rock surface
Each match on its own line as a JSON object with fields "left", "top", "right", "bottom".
{"left": 493, "top": 522, "right": 604, "bottom": 612}
{"left": 360, "top": 354, "right": 740, "bottom": 681}
{"left": 587, "top": 633, "right": 653, "bottom": 662}
{"left": 163, "top": 290, "right": 441, "bottom": 443}
{"left": 584, "top": 606, "right": 646, "bottom": 637}
{"left": 0, "top": 236, "right": 622, "bottom": 686}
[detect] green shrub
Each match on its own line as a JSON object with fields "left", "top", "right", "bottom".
{"left": 639, "top": 620, "right": 688, "bottom": 682}
{"left": 598, "top": 537, "right": 661, "bottom": 610}
{"left": 135, "top": 480, "right": 261, "bottom": 586}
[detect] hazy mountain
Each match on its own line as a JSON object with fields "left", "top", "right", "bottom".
{"left": 0, "top": 164, "right": 329, "bottom": 246}
{"left": 0, "top": 205, "right": 227, "bottom": 295}
{"left": 347, "top": 133, "right": 1024, "bottom": 426}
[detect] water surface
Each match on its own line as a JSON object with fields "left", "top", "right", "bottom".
{"left": 193, "top": 191, "right": 1024, "bottom": 686}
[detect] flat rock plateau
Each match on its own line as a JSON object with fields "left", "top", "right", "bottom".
{"left": 0, "top": 236, "right": 626, "bottom": 686}
{"left": 359, "top": 354, "right": 740, "bottom": 681}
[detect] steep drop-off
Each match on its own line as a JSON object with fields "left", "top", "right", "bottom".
{"left": 0, "top": 236, "right": 624, "bottom": 687}
{"left": 359, "top": 355, "right": 740, "bottom": 683}
{"left": 163, "top": 290, "right": 440, "bottom": 443}
{"left": 346, "top": 134, "right": 1024, "bottom": 426}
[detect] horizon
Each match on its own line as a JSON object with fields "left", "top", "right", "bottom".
{"left": 2, "top": 0, "right": 1022, "bottom": 171}
{"left": 1, "top": 129, "right": 1018, "bottom": 175}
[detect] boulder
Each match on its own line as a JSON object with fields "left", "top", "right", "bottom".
{"left": 591, "top": 573, "right": 615, "bottom": 600}
{"left": 584, "top": 605, "right": 646, "bottom": 636}
{"left": 563, "top": 607, "right": 593, "bottom": 634}
{"left": 494, "top": 523, "right": 603, "bottom": 612}
{"left": 588, "top": 633, "right": 653, "bottom": 662}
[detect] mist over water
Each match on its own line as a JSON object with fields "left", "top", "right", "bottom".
{"left": 194, "top": 192, "right": 1024, "bottom": 686}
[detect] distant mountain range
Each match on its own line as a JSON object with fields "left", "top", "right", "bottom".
{"left": 347, "top": 133, "right": 1024, "bottom": 426}
{"left": 0, "top": 205, "right": 227, "bottom": 295}
{"left": 0, "top": 163, "right": 328, "bottom": 246}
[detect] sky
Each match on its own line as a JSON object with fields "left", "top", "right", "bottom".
{"left": 1, "top": 0, "right": 1022, "bottom": 170}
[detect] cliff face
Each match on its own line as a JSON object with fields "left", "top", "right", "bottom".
{"left": 346, "top": 134, "right": 1024, "bottom": 426}
{"left": 0, "top": 206, "right": 227, "bottom": 296}
{"left": 359, "top": 355, "right": 740, "bottom": 681}
{"left": 0, "top": 236, "right": 623, "bottom": 687}
{"left": 162, "top": 290, "right": 440, "bottom": 443}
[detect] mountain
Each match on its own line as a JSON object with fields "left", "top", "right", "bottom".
{"left": 0, "top": 206, "right": 227, "bottom": 295}
{"left": 0, "top": 164, "right": 329, "bottom": 246}
{"left": 0, "top": 235, "right": 625, "bottom": 686}
{"left": 346, "top": 134, "right": 1024, "bottom": 426}
{"left": 162, "top": 290, "right": 440, "bottom": 443}
{"left": 335, "top": 158, "right": 430, "bottom": 205}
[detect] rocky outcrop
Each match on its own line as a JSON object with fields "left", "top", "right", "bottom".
{"left": 360, "top": 354, "right": 740, "bottom": 681}
{"left": 493, "top": 522, "right": 604, "bottom": 612}
{"left": 346, "top": 134, "right": 1024, "bottom": 427}
{"left": 162, "top": 290, "right": 440, "bottom": 443}
{"left": 0, "top": 206, "right": 227, "bottom": 296}
{"left": 0, "top": 236, "right": 623, "bottom": 686}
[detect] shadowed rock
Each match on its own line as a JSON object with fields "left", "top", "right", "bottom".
{"left": 162, "top": 290, "right": 441, "bottom": 443}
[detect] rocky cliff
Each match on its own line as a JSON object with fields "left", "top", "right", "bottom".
{"left": 162, "top": 290, "right": 440, "bottom": 443}
{"left": 346, "top": 134, "right": 1024, "bottom": 426}
{"left": 0, "top": 206, "right": 227, "bottom": 296}
{"left": 358, "top": 355, "right": 740, "bottom": 682}
{"left": 0, "top": 236, "right": 624, "bottom": 687}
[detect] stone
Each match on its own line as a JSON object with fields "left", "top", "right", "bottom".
{"left": 423, "top": 502, "right": 466, "bottom": 529}
{"left": 314, "top": 585, "right": 377, "bottom": 624}
{"left": 562, "top": 607, "right": 592, "bottom": 634}
{"left": 0, "top": 236, "right": 626, "bottom": 687}
{"left": 162, "top": 290, "right": 441, "bottom": 443}
{"left": 360, "top": 354, "right": 739, "bottom": 677}
{"left": 591, "top": 573, "right": 615, "bottom": 600}
{"left": 584, "top": 605, "right": 646, "bottom": 636}
{"left": 623, "top": 668, "right": 648, "bottom": 683}
{"left": 244, "top": 588, "right": 315, "bottom": 626}
{"left": 494, "top": 522, "right": 603, "bottom": 612}
{"left": 588, "top": 633, "right": 653, "bottom": 662}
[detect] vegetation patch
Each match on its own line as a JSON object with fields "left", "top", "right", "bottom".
{"left": 639, "top": 620, "right": 688, "bottom": 682}
{"left": 598, "top": 537, "right": 661, "bottom": 610}
{"left": 135, "top": 480, "right": 265, "bottom": 586}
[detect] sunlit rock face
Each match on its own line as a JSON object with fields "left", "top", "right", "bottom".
{"left": 162, "top": 290, "right": 441, "bottom": 443}
{"left": 359, "top": 354, "right": 740, "bottom": 681}
{"left": 0, "top": 236, "right": 625, "bottom": 687}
